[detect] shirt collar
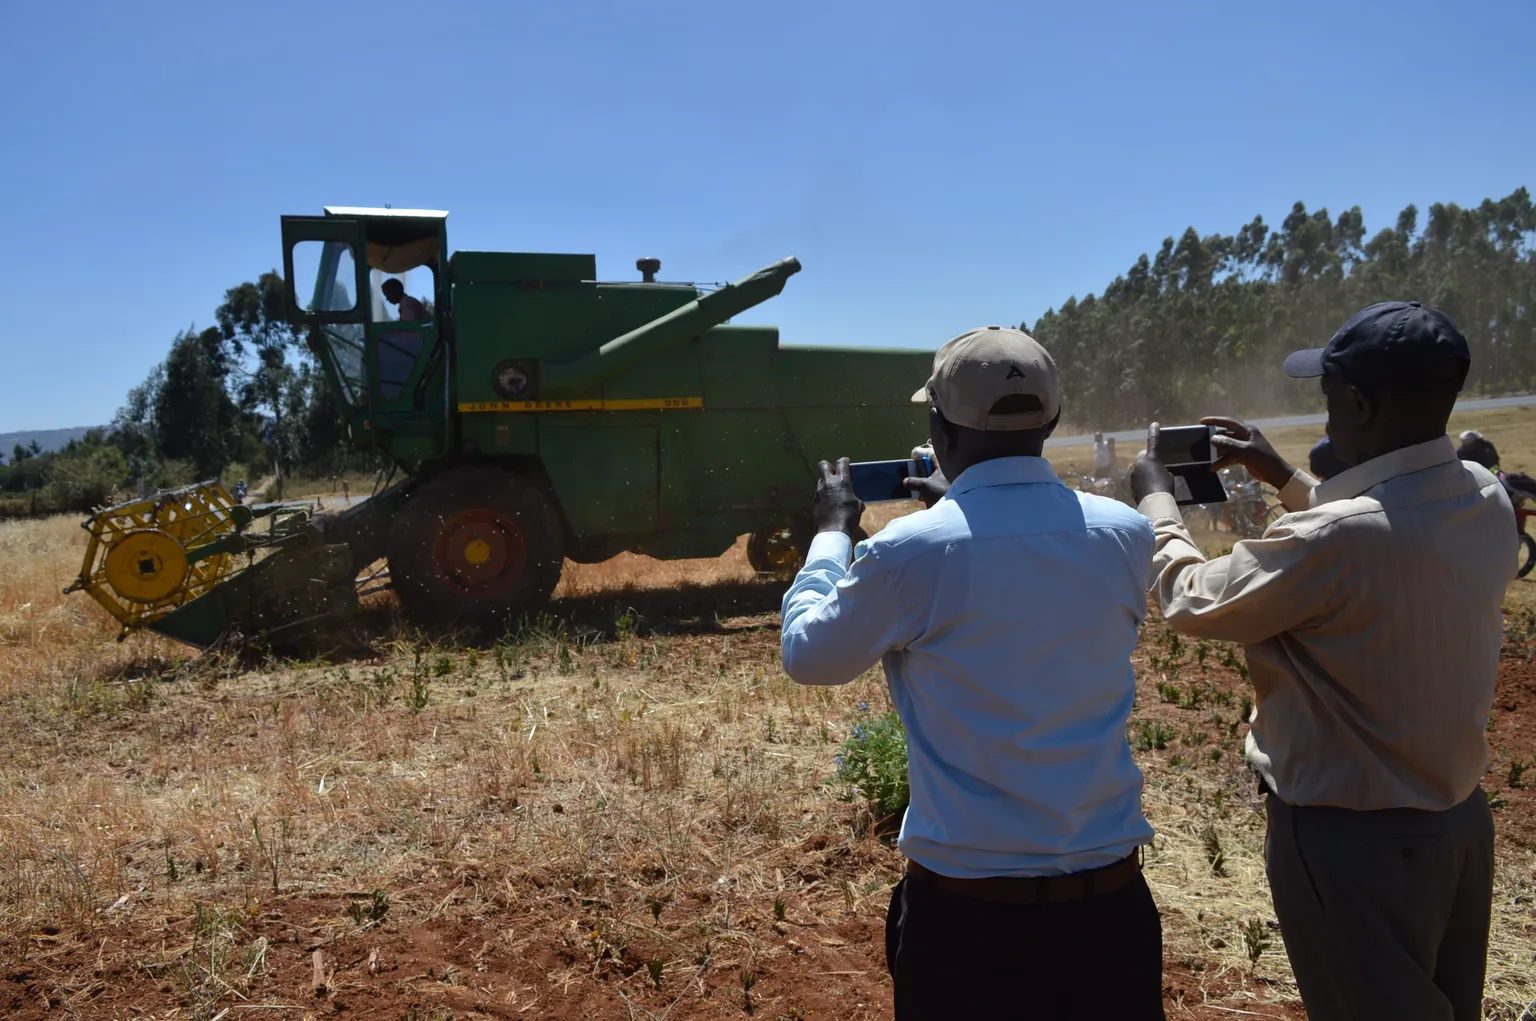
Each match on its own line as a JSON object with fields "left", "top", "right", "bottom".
{"left": 948, "top": 456, "right": 1063, "bottom": 496}
{"left": 1310, "top": 435, "right": 1457, "bottom": 507}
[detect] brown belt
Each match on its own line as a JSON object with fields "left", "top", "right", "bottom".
{"left": 905, "top": 851, "right": 1142, "bottom": 905}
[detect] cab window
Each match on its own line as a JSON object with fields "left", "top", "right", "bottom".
{"left": 291, "top": 240, "right": 358, "bottom": 312}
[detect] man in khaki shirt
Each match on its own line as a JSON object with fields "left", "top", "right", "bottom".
{"left": 1130, "top": 301, "right": 1513, "bottom": 1021}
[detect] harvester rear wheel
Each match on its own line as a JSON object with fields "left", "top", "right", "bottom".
{"left": 747, "top": 525, "right": 807, "bottom": 574}
{"left": 387, "top": 466, "right": 564, "bottom": 633}
{"left": 747, "top": 522, "right": 869, "bottom": 574}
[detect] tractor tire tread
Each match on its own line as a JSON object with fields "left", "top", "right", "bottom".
{"left": 387, "top": 465, "right": 564, "bottom": 634}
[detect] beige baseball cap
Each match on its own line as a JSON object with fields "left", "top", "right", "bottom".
{"left": 910, "top": 325, "right": 1061, "bottom": 431}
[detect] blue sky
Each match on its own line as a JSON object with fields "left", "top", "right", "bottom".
{"left": 2, "top": 0, "right": 1532, "bottom": 432}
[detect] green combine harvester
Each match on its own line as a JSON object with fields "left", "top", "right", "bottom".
{"left": 69, "top": 207, "right": 931, "bottom": 650}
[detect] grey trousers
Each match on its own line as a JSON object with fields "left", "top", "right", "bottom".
{"left": 1264, "top": 790, "right": 1494, "bottom": 1021}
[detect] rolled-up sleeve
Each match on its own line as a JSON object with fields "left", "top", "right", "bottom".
{"left": 1276, "top": 469, "right": 1317, "bottom": 513}
{"left": 780, "top": 532, "right": 916, "bottom": 685}
{"left": 1137, "top": 491, "right": 1336, "bottom": 645}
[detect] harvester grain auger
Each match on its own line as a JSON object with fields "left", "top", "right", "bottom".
{"left": 68, "top": 206, "right": 934, "bottom": 651}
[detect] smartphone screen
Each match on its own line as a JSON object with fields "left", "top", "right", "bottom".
{"left": 1155, "top": 425, "right": 1215, "bottom": 467}
{"left": 849, "top": 459, "right": 921, "bottom": 502}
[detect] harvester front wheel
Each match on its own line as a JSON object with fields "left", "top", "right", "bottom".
{"left": 388, "top": 466, "right": 564, "bottom": 633}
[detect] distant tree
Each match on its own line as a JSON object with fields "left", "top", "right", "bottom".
{"left": 153, "top": 326, "right": 248, "bottom": 478}
{"left": 290, "top": 361, "right": 366, "bottom": 476}
{"left": 1, "top": 452, "right": 54, "bottom": 493}
{"left": 110, "top": 362, "right": 166, "bottom": 489}
{"left": 45, "top": 439, "right": 127, "bottom": 511}
{"left": 217, "top": 272, "right": 302, "bottom": 484}
{"left": 99, "top": 270, "right": 351, "bottom": 495}
{"left": 1030, "top": 187, "right": 1536, "bottom": 429}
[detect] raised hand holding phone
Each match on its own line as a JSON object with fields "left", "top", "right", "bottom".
{"left": 1153, "top": 425, "right": 1216, "bottom": 466}
{"left": 903, "top": 467, "right": 950, "bottom": 508}
{"left": 812, "top": 458, "right": 865, "bottom": 538}
{"left": 1129, "top": 422, "right": 1177, "bottom": 505}
{"left": 1202, "top": 417, "right": 1296, "bottom": 490}
{"left": 846, "top": 456, "right": 938, "bottom": 504}
{"left": 1133, "top": 421, "right": 1225, "bottom": 506}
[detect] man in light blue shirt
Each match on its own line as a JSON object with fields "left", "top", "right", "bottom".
{"left": 781, "top": 326, "right": 1163, "bottom": 1020}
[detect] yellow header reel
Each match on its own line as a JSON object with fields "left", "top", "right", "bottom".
{"left": 69, "top": 482, "right": 244, "bottom": 634}
{"left": 102, "top": 529, "right": 191, "bottom": 603}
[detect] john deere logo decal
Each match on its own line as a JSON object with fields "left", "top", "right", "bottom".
{"left": 459, "top": 397, "right": 705, "bottom": 413}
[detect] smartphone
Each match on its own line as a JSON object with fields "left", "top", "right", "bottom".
{"left": 1152, "top": 424, "right": 1225, "bottom": 505}
{"left": 1155, "top": 425, "right": 1215, "bottom": 467}
{"left": 1170, "top": 469, "right": 1226, "bottom": 506}
{"left": 849, "top": 457, "right": 932, "bottom": 503}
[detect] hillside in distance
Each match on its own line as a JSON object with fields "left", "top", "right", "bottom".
{"left": 0, "top": 426, "right": 98, "bottom": 458}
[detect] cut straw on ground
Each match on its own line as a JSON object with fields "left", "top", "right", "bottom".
{"left": 2, "top": 409, "right": 1534, "bottom": 1018}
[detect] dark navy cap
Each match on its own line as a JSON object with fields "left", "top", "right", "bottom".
{"left": 1283, "top": 301, "right": 1471, "bottom": 386}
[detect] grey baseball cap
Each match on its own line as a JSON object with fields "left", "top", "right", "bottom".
{"left": 910, "top": 325, "right": 1061, "bottom": 431}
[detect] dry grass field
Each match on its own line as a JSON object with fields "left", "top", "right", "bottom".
{"left": 3, "top": 408, "right": 1535, "bottom": 1020}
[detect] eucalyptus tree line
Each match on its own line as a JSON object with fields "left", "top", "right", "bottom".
{"left": 1030, "top": 188, "right": 1535, "bottom": 428}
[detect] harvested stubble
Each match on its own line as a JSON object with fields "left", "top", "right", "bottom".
{"left": 0, "top": 513, "right": 910, "bottom": 1018}
{"left": 0, "top": 480, "right": 1532, "bottom": 1018}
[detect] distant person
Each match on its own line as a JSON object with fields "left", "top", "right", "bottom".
{"left": 1308, "top": 435, "right": 1350, "bottom": 480}
{"left": 1457, "top": 429, "right": 1499, "bottom": 471}
{"left": 782, "top": 326, "right": 1165, "bottom": 1019}
{"left": 1459, "top": 430, "right": 1534, "bottom": 506}
{"left": 1093, "top": 430, "right": 1114, "bottom": 476}
{"left": 381, "top": 278, "right": 429, "bottom": 322}
{"left": 1130, "top": 301, "right": 1508, "bottom": 1021}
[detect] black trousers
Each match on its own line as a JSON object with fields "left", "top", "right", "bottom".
{"left": 885, "top": 869, "right": 1166, "bottom": 1020}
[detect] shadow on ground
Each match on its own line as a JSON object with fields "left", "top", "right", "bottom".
{"left": 549, "top": 576, "right": 789, "bottom": 637}
{"left": 91, "top": 655, "right": 186, "bottom": 684}
{"left": 225, "top": 574, "right": 794, "bottom": 666}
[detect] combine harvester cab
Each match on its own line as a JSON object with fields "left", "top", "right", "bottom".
{"left": 71, "top": 208, "right": 932, "bottom": 650}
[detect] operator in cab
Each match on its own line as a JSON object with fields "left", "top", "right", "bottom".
{"left": 382, "top": 278, "right": 430, "bottom": 322}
